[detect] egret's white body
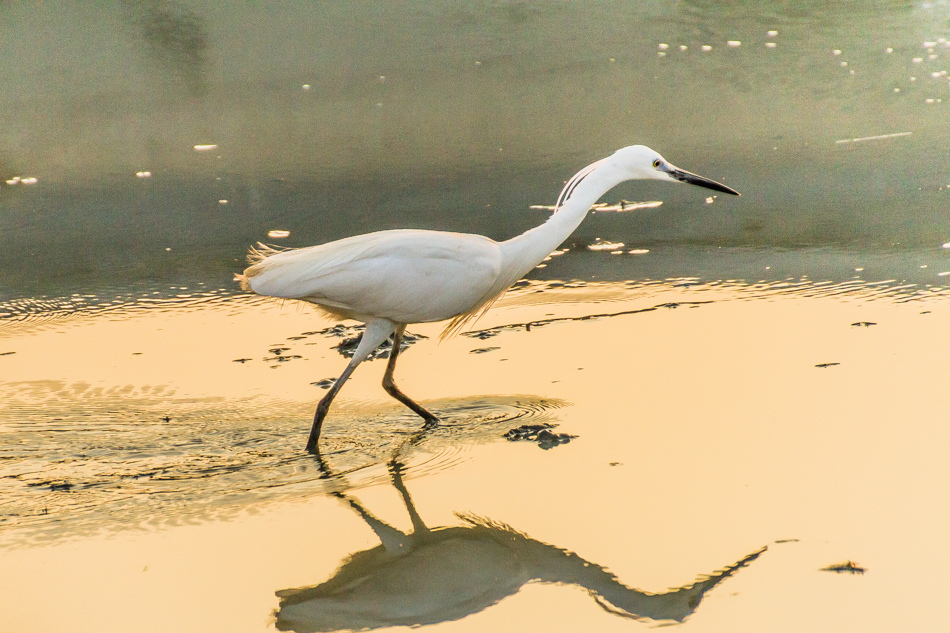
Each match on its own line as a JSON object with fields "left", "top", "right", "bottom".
{"left": 246, "top": 230, "right": 502, "bottom": 327}
{"left": 238, "top": 145, "right": 738, "bottom": 451}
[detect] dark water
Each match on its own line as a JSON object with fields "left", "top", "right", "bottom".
{"left": 1, "top": 1, "right": 949, "bottom": 305}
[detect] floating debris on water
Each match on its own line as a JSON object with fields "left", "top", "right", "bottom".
{"left": 466, "top": 331, "right": 498, "bottom": 340}
{"left": 530, "top": 200, "right": 661, "bottom": 213}
{"left": 821, "top": 560, "right": 866, "bottom": 574}
{"left": 505, "top": 423, "right": 576, "bottom": 449}
{"left": 464, "top": 300, "right": 713, "bottom": 339}
{"left": 774, "top": 538, "right": 800, "bottom": 544}
{"left": 232, "top": 358, "right": 252, "bottom": 363}
{"left": 311, "top": 378, "right": 335, "bottom": 389}
{"left": 265, "top": 354, "right": 302, "bottom": 363}
{"left": 470, "top": 347, "right": 500, "bottom": 354}
{"left": 835, "top": 131, "right": 911, "bottom": 144}
{"left": 591, "top": 200, "right": 662, "bottom": 213}
{"left": 587, "top": 240, "right": 625, "bottom": 252}
{"left": 851, "top": 321, "right": 877, "bottom": 327}
{"left": 323, "top": 326, "right": 427, "bottom": 360}
{"left": 815, "top": 362, "right": 840, "bottom": 368}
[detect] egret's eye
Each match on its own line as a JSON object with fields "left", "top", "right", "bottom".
{"left": 652, "top": 159, "right": 662, "bottom": 168}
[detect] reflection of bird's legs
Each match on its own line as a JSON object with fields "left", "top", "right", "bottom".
{"left": 307, "top": 319, "right": 397, "bottom": 453}
{"left": 382, "top": 324, "right": 439, "bottom": 426}
{"left": 388, "top": 459, "right": 429, "bottom": 535}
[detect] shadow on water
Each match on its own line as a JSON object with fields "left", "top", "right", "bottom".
{"left": 275, "top": 455, "right": 767, "bottom": 631}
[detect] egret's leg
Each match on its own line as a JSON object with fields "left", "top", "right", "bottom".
{"left": 382, "top": 324, "right": 439, "bottom": 425}
{"left": 306, "top": 361, "right": 358, "bottom": 453}
{"left": 306, "top": 319, "right": 396, "bottom": 453}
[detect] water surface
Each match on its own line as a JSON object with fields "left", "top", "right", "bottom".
{"left": 2, "top": 2, "right": 950, "bottom": 632}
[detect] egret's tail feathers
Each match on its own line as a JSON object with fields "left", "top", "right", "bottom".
{"left": 247, "top": 242, "right": 289, "bottom": 265}
{"left": 234, "top": 272, "right": 251, "bottom": 291}
{"left": 238, "top": 242, "right": 293, "bottom": 292}
{"left": 439, "top": 294, "right": 503, "bottom": 341}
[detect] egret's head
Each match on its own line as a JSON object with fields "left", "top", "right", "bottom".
{"left": 611, "top": 145, "right": 740, "bottom": 196}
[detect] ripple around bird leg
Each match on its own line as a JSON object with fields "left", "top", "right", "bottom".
{"left": 0, "top": 381, "right": 566, "bottom": 547}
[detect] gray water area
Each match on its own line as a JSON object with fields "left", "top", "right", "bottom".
{"left": 2, "top": 1, "right": 950, "bottom": 306}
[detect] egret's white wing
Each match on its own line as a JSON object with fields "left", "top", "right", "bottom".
{"left": 242, "top": 229, "right": 502, "bottom": 324}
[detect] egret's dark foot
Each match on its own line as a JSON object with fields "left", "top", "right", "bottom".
{"left": 381, "top": 324, "right": 440, "bottom": 427}
{"left": 306, "top": 400, "right": 331, "bottom": 454}
{"left": 383, "top": 380, "right": 439, "bottom": 425}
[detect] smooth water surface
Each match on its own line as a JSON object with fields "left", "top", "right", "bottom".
{"left": 2, "top": 2, "right": 950, "bottom": 632}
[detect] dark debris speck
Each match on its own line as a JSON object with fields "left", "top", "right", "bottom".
{"left": 820, "top": 560, "right": 866, "bottom": 574}
{"left": 505, "top": 423, "right": 576, "bottom": 449}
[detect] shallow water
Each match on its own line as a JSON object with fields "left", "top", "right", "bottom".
{"left": 2, "top": 1, "right": 950, "bottom": 632}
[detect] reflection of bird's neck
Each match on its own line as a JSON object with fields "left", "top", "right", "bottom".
{"left": 499, "top": 162, "right": 624, "bottom": 287}
{"left": 512, "top": 536, "right": 659, "bottom": 617}
{"left": 512, "top": 533, "right": 710, "bottom": 623}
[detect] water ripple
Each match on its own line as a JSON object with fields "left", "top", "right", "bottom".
{"left": 0, "top": 382, "right": 564, "bottom": 547}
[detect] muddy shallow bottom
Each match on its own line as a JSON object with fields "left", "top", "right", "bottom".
{"left": 1, "top": 280, "right": 948, "bottom": 632}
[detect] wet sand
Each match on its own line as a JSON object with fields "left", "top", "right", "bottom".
{"left": 1, "top": 281, "right": 949, "bottom": 632}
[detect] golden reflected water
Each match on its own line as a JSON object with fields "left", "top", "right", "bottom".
{"left": 1, "top": 282, "right": 950, "bottom": 632}
{"left": 275, "top": 454, "right": 765, "bottom": 632}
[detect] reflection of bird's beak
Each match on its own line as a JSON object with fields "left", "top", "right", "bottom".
{"left": 666, "top": 165, "right": 740, "bottom": 196}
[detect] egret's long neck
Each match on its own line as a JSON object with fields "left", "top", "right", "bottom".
{"left": 498, "top": 159, "right": 624, "bottom": 287}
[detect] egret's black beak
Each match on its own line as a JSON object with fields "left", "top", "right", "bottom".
{"left": 668, "top": 166, "right": 740, "bottom": 196}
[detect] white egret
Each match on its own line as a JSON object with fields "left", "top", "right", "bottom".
{"left": 238, "top": 145, "right": 739, "bottom": 452}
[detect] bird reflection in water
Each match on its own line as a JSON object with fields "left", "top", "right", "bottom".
{"left": 274, "top": 457, "right": 765, "bottom": 631}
